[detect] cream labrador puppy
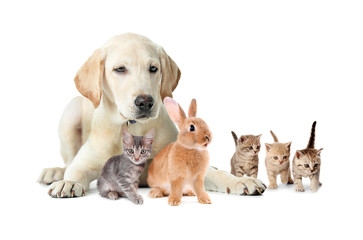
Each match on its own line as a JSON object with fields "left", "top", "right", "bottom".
{"left": 37, "top": 33, "right": 266, "bottom": 197}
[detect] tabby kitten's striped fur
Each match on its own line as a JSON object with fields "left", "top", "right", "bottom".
{"left": 265, "top": 131, "right": 294, "bottom": 189}
{"left": 292, "top": 121, "right": 323, "bottom": 192}
{"left": 230, "top": 132, "right": 262, "bottom": 178}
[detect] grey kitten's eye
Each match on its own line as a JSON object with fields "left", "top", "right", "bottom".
{"left": 149, "top": 66, "right": 158, "bottom": 73}
{"left": 190, "top": 125, "right": 195, "bottom": 132}
{"left": 141, "top": 149, "right": 146, "bottom": 154}
{"left": 273, "top": 156, "right": 278, "bottom": 160}
{"left": 127, "top": 149, "right": 134, "bottom": 154}
{"left": 304, "top": 164, "right": 309, "bottom": 168}
{"left": 115, "top": 66, "right": 127, "bottom": 73}
{"left": 283, "top": 156, "right": 287, "bottom": 159}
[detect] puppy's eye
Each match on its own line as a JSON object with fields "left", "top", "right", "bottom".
{"left": 304, "top": 164, "right": 309, "bottom": 168}
{"left": 273, "top": 156, "right": 278, "bottom": 160}
{"left": 141, "top": 149, "right": 146, "bottom": 154}
{"left": 127, "top": 149, "right": 134, "bottom": 154}
{"left": 149, "top": 66, "right": 158, "bottom": 73}
{"left": 190, "top": 125, "right": 195, "bottom": 132}
{"left": 115, "top": 66, "right": 127, "bottom": 73}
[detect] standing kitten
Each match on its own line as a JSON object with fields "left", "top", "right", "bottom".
{"left": 230, "top": 132, "right": 262, "bottom": 178}
{"left": 265, "top": 131, "right": 294, "bottom": 189}
{"left": 97, "top": 127, "right": 155, "bottom": 204}
{"left": 292, "top": 121, "right": 323, "bottom": 192}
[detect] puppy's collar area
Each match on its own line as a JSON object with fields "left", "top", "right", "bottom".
{"left": 127, "top": 120, "right": 137, "bottom": 126}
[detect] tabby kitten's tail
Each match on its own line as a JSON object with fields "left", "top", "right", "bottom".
{"left": 231, "top": 131, "right": 238, "bottom": 146}
{"left": 307, "top": 121, "right": 317, "bottom": 149}
{"left": 270, "top": 130, "right": 279, "bottom": 143}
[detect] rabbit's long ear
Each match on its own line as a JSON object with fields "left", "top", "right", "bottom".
{"left": 164, "top": 97, "right": 186, "bottom": 127}
{"left": 188, "top": 99, "right": 197, "bottom": 118}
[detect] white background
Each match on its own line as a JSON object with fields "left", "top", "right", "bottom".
{"left": 1, "top": 0, "right": 362, "bottom": 239}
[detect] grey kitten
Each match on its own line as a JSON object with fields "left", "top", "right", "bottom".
{"left": 97, "top": 127, "right": 155, "bottom": 204}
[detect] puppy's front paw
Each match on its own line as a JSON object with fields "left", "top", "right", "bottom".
{"left": 231, "top": 177, "right": 267, "bottom": 195}
{"left": 48, "top": 180, "right": 85, "bottom": 198}
{"left": 37, "top": 167, "right": 65, "bottom": 185}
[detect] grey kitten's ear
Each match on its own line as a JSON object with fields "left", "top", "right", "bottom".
{"left": 231, "top": 131, "right": 238, "bottom": 146}
{"left": 317, "top": 148, "right": 323, "bottom": 156}
{"left": 296, "top": 150, "right": 303, "bottom": 159}
{"left": 122, "top": 127, "right": 134, "bottom": 145}
{"left": 265, "top": 143, "right": 273, "bottom": 152}
{"left": 143, "top": 128, "right": 155, "bottom": 145}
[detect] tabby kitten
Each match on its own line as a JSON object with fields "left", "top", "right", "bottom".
{"left": 230, "top": 132, "right": 262, "bottom": 178}
{"left": 292, "top": 121, "right": 323, "bottom": 192}
{"left": 97, "top": 127, "right": 155, "bottom": 204}
{"left": 265, "top": 131, "right": 293, "bottom": 189}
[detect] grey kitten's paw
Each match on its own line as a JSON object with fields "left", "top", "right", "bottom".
{"left": 130, "top": 195, "right": 144, "bottom": 205}
{"left": 48, "top": 180, "right": 85, "bottom": 198}
{"left": 37, "top": 167, "right": 65, "bottom": 185}
{"left": 232, "top": 177, "right": 267, "bottom": 195}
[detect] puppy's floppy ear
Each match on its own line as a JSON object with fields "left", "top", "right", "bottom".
{"left": 159, "top": 47, "right": 181, "bottom": 101}
{"left": 74, "top": 48, "right": 105, "bottom": 108}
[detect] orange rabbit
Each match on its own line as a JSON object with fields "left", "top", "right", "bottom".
{"left": 147, "top": 97, "right": 212, "bottom": 206}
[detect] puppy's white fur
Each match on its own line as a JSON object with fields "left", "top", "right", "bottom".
{"left": 38, "top": 33, "right": 266, "bottom": 197}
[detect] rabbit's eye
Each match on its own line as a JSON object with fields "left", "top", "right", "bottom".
{"left": 190, "top": 125, "right": 195, "bottom": 132}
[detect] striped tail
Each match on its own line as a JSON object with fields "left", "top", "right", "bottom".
{"left": 231, "top": 131, "right": 238, "bottom": 146}
{"left": 270, "top": 130, "right": 279, "bottom": 143}
{"left": 307, "top": 121, "right": 317, "bottom": 149}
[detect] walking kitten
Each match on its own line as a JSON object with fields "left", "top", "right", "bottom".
{"left": 97, "top": 127, "right": 155, "bottom": 204}
{"left": 265, "top": 131, "right": 294, "bottom": 189}
{"left": 230, "top": 132, "right": 262, "bottom": 178}
{"left": 292, "top": 121, "right": 323, "bottom": 192}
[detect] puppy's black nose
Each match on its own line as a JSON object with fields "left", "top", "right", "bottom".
{"left": 134, "top": 95, "right": 154, "bottom": 112}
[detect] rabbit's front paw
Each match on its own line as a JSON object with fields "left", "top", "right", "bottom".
{"left": 168, "top": 196, "right": 181, "bottom": 206}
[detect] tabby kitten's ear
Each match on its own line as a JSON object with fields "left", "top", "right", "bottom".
{"left": 317, "top": 148, "right": 323, "bottom": 156}
{"left": 257, "top": 134, "right": 262, "bottom": 140}
{"left": 143, "top": 128, "right": 155, "bottom": 146}
{"left": 239, "top": 136, "right": 248, "bottom": 143}
{"left": 122, "top": 127, "right": 134, "bottom": 145}
{"left": 265, "top": 143, "right": 273, "bottom": 152}
{"left": 296, "top": 150, "right": 303, "bottom": 159}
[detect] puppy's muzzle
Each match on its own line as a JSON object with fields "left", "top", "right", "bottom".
{"left": 134, "top": 95, "right": 155, "bottom": 119}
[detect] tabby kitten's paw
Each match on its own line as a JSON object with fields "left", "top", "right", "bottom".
{"left": 130, "top": 195, "right": 144, "bottom": 205}
{"left": 295, "top": 186, "right": 305, "bottom": 192}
